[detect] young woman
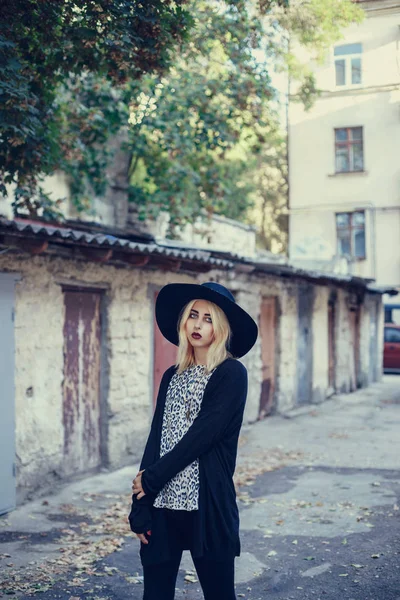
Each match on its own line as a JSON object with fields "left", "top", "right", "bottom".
{"left": 129, "top": 281, "right": 258, "bottom": 600}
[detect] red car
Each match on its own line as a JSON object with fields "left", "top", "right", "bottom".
{"left": 384, "top": 324, "right": 400, "bottom": 372}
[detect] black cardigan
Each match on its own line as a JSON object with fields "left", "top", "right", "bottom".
{"left": 128, "top": 357, "right": 248, "bottom": 566}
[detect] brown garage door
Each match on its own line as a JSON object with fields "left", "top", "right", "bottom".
{"left": 62, "top": 288, "right": 103, "bottom": 476}
{"left": 153, "top": 290, "right": 177, "bottom": 407}
{"left": 259, "top": 296, "right": 277, "bottom": 417}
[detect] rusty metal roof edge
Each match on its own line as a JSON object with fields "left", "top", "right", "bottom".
{"left": 366, "top": 284, "right": 399, "bottom": 296}
{"left": 0, "top": 218, "right": 392, "bottom": 290}
{"left": 227, "top": 255, "right": 382, "bottom": 290}
{"left": 0, "top": 218, "right": 233, "bottom": 268}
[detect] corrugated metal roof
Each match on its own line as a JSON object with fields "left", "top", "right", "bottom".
{"left": 156, "top": 238, "right": 394, "bottom": 291}
{"left": 0, "top": 218, "right": 398, "bottom": 295}
{"left": 0, "top": 218, "right": 233, "bottom": 269}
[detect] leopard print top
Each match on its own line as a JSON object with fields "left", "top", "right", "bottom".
{"left": 153, "top": 364, "right": 214, "bottom": 511}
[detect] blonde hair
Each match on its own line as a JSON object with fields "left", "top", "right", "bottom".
{"left": 176, "top": 299, "right": 232, "bottom": 374}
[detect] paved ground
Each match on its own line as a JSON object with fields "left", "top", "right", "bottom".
{"left": 1, "top": 375, "right": 399, "bottom": 599}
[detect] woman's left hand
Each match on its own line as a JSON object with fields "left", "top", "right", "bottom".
{"left": 132, "top": 470, "right": 146, "bottom": 500}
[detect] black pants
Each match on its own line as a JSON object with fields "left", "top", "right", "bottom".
{"left": 142, "top": 509, "right": 236, "bottom": 600}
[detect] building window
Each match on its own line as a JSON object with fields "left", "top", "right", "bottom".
{"left": 336, "top": 211, "right": 366, "bottom": 259}
{"left": 335, "top": 127, "right": 364, "bottom": 173}
{"left": 334, "top": 43, "right": 362, "bottom": 87}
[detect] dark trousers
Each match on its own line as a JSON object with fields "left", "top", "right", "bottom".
{"left": 142, "top": 509, "right": 236, "bottom": 600}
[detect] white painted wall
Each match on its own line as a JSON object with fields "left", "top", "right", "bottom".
{"left": 148, "top": 212, "right": 257, "bottom": 258}
{"left": 289, "top": 2, "right": 400, "bottom": 290}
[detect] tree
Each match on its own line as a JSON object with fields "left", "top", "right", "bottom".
{"left": 124, "top": 0, "right": 362, "bottom": 235}
{"left": 125, "top": 1, "right": 279, "bottom": 232}
{"left": 1, "top": 0, "right": 363, "bottom": 238}
{"left": 33, "top": 0, "right": 288, "bottom": 227}
{"left": 0, "top": 0, "right": 193, "bottom": 216}
{"left": 245, "top": 130, "right": 289, "bottom": 254}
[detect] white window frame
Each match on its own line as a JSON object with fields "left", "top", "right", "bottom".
{"left": 334, "top": 43, "right": 362, "bottom": 89}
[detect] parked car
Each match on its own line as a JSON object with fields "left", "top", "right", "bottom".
{"left": 383, "top": 324, "right": 400, "bottom": 372}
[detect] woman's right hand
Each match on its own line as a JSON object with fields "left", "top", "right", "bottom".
{"left": 136, "top": 531, "right": 151, "bottom": 544}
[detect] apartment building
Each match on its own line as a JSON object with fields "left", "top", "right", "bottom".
{"left": 289, "top": 0, "right": 400, "bottom": 315}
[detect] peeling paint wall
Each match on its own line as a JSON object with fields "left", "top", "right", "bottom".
{"left": 0, "top": 251, "right": 385, "bottom": 502}
{"left": 0, "top": 253, "right": 196, "bottom": 500}
{"left": 335, "top": 289, "right": 351, "bottom": 393}
{"left": 225, "top": 275, "right": 260, "bottom": 423}
{"left": 312, "top": 287, "right": 330, "bottom": 404}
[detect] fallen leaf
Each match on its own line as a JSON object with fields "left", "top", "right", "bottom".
{"left": 184, "top": 575, "right": 198, "bottom": 583}
{"left": 267, "top": 550, "right": 277, "bottom": 557}
{"left": 125, "top": 576, "right": 143, "bottom": 584}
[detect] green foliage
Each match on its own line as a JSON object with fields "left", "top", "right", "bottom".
{"left": 0, "top": 0, "right": 192, "bottom": 217}
{"left": 282, "top": 0, "right": 363, "bottom": 56}
{"left": 247, "top": 133, "right": 289, "bottom": 254}
{"left": 124, "top": 0, "right": 278, "bottom": 231}
{"left": 124, "top": 0, "right": 362, "bottom": 234}
{"left": 56, "top": 74, "right": 131, "bottom": 211}
{"left": 0, "top": 0, "right": 364, "bottom": 242}
{"left": 276, "top": 0, "right": 364, "bottom": 108}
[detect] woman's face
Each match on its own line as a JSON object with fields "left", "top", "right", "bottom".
{"left": 185, "top": 300, "right": 215, "bottom": 350}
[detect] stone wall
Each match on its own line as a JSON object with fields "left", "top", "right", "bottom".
{"left": 0, "top": 251, "right": 384, "bottom": 501}
{"left": 0, "top": 252, "right": 196, "bottom": 499}
{"left": 312, "top": 286, "right": 330, "bottom": 404}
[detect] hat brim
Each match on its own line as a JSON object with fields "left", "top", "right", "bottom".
{"left": 155, "top": 283, "right": 258, "bottom": 358}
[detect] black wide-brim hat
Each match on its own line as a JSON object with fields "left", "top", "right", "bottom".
{"left": 155, "top": 281, "right": 258, "bottom": 358}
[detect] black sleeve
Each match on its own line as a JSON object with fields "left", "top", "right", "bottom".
{"left": 128, "top": 366, "right": 174, "bottom": 534}
{"left": 141, "top": 360, "right": 247, "bottom": 498}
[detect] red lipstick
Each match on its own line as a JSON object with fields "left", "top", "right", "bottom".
{"left": 191, "top": 333, "right": 202, "bottom": 339}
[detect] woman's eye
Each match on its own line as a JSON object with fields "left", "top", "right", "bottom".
{"left": 206, "top": 317, "right": 212, "bottom": 323}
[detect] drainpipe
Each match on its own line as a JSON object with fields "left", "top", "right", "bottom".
{"left": 370, "top": 205, "right": 377, "bottom": 282}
